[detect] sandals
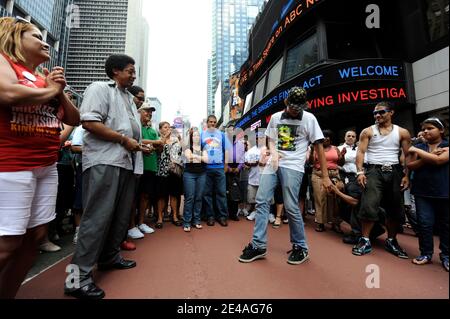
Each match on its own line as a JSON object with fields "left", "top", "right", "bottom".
{"left": 315, "top": 223, "right": 325, "bottom": 232}
{"left": 273, "top": 216, "right": 282, "bottom": 229}
{"left": 155, "top": 222, "right": 163, "bottom": 229}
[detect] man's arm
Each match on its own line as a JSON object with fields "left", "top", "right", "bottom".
{"left": 82, "top": 121, "right": 140, "bottom": 152}
{"left": 329, "top": 184, "right": 359, "bottom": 206}
{"left": 399, "top": 128, "right": 412, "bottom": 191}
{"left": 356, "top": 128, "right": 370, "bottom": 188}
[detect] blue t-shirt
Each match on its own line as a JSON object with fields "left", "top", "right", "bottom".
{"left": 201, "top": 129, "right": 226, "bottom": 169}
{"left": 411, "top": 140, "right": 449, "bottom": 199}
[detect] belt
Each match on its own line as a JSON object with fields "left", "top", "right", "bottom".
{"left": 365, "top": 164, "right": 401, "bottom": 172}
{"left": 343, "top": 172, "right": 357, "bottom": 176}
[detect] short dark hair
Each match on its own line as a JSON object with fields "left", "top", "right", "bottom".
{"left": 105, "top": 54, "right": 135, "bottom": 79}
{"left": 376, "top": 101, "right": 393, "bottom": 110}
{"left": 207, "top": 115, "right": 217, "bottom": 122}
{"left": 128, "top": 85, "right": 144, "bottom": 97}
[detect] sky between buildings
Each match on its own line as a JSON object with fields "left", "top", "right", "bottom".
{"left": 143, "top": 0, "right": 212, "bottom": 128}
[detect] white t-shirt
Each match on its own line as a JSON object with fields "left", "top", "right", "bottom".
{"left": 338, "top": 144, "right": 357, "bottom": 174}
{"left": 245, "top": 146, "right": 261, "bottom": 186}
{"left": 72, "top": 126, "right": 85, "bottom": 146}
{"left": 266, "top": 111, "right": 324, "bottom": 173}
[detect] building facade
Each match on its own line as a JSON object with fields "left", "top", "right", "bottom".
{"left": 235, "top": 0, "right": 448, "bottom": 141}
{"left": 1, "top": 0, "right": 74, "bottom": 70}
{"left": 210, "top": 0, "right": 266, "bottom": 118}
{"left": 147, "top": 97, "right": 162, "bottom": 128}
{"left": 65, "top": 0, "right": 148, "bottom": 94}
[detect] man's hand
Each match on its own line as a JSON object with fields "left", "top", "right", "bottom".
{"left": 400, "top": 176, "right": 409, "bottom": 191}
{"left": 357, "top": 174, "right": 367, "bottom": 189}
{"left": 340, "top": 147, "right": 347, "bottom": 157}
{"left": 123, "top": 137, "right": 141, "bottom": 152}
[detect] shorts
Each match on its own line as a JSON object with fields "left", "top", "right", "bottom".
{"left": 0, "top": 164, "right": 58, "bottom": 236}
{"left": 247, "top": 184, "right": 258, "bottom": 204}
{"left": 138, "top": 171, "right": 158, "bottom": 201}
{"left": 359, "top": 165, "right": 404, "bottom": 222}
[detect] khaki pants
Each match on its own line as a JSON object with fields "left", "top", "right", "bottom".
{"left": 311, "top": 169, "right": 341, "bottom": 225}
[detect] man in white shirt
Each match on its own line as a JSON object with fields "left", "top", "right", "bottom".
{"left": 238, "top": 87, "right": 332, "bottom": 265}
{"left": 338, "top": 130, "right": 358, "bottom": 184}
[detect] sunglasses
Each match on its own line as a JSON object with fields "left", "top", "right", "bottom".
{"left": 373, "top": 109, "right": 390, "bottom": 116}
{"left": 15, "top": 16, "right": 31, "bottom": 24}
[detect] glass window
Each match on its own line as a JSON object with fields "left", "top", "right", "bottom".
{"left": 247, "top": 6, "right": 259, "bottom": 19}
{"left": 230, "top": 23, "right": 235, "bottom": 36}
{"left": 425, "top": 0, "right": 449, "bottom": 41}
{"left": 252, "top": 76, "right": 266, "bottom": 106}
{"left": 243, "top": 91, "right": 254, "bottom": 114}
{"left": 266, "top": 58, "right": 283, "bottom": 95}
{"left": 284, "top": 34, "right": 319, "bottom": 80}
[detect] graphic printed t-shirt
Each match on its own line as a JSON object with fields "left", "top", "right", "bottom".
{"left": 201, "top": 129, "right": 225, "bottom": 169}
{"left": 245, "top": 145, "right": 261, "bottom": 186}
{"left": 0, "top": 55, "right": 63, "bottom": 172}
{"left": 266, "top": 111, "right": 324, "bottom": 173}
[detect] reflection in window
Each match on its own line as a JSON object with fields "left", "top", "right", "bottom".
{"left": 266, "top": 58, "right": 283, "bottom": 95}
{"left": 284, "top": 34, "right": 319, "bottom": 80}
{"left": 253, "top": 76, "right": 266, "bottom": 106}
{"left": 425, "top": 0, "right": 449, "bottom": 42}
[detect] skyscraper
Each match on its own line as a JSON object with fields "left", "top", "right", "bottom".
{"left": 210, "top": 0, "right": 266, "bottom": 118}
{"left": 65, "top": 0, "right": 148, "bottom": 94}
{"left": 1, "top": 0, "right": 74, "bottom": 70}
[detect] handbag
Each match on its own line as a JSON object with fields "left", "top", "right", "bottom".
{"left": 169, "top": 162, "right": 183, "bottom": 177}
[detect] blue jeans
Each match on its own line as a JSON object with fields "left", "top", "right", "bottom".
{"left": 183, "top": 171, "right": 206, "bottom": 227}
{"left": 415, "top": 196, "right": 449, "bottom": 260}
{"left": 204, "top": 168, "right": 228, "bottom": 220}
{"left": 252, "top": 167, "right": 308, "bottom": 251}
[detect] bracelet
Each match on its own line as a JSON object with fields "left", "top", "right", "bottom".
{"left": 119, "top": 134, "right": 126, "bottom": 145}
{"left": 356, "top": 170, "right": 365, "bottom": 176}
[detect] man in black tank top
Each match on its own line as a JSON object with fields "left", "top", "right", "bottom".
{"left": 353, "top": 102, "right": 412, "bottom": 259}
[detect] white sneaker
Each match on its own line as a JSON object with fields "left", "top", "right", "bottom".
{"left": 40, "top": 241, "right": 61, "bottom": 252}
{"left": 73, "top": 227, "right": 79, "bottom": 245}
{"left": 246, "top": 211, "right": 257, "bottom": 221}
{"left": 242, "top": 209, "right": 249, "bottom": 217}
{"left": 128, "top": 227, "right": 145, "bottom": 239}
{"left": 269, "top": 214, "right": 276, "bottom": 224}
{"left": 138, "top": 224, "right": 155, "bottom": 234}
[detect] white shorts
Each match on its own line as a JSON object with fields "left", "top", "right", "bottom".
{"left": 0, "top": 164, "right": 58, "bottom": 236}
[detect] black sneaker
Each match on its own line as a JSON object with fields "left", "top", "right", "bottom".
{"left": 352, "top": 237, "right": 372, "bottom": 256}
{"left": 385, "top": 238, "right": 408, "bottom": 259}
{"left": 238, "top": 243, "right": 267, "bottom": 263}
{"left": 287, "top": 245, "right": 309, "bottom": 265}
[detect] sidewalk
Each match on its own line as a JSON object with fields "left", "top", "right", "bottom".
{"left": 17, "top": 216, "right": 449, "bottom": 299}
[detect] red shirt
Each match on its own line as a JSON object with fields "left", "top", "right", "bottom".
{"left": 0, "top": 54, "right": 63, "bottom": 172}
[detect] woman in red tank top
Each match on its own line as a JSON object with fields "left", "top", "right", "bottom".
{"left": 0, "top": 17, "right": 79, "bottom": 298}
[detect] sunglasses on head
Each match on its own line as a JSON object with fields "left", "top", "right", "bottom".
{"left": 15, "top": 16, "right": 31, "bottom": 24}
{"left": 373, "top": 109, "right": 390, "bottom": 116}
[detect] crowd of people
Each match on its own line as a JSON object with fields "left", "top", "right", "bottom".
{"left": 0, "top": 17, "right": 448, "bottom": 300}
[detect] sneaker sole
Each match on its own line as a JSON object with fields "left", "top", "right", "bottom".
{"left": 238, "top": 253, "right": 267, "bottom": 263}
{"left": 352, "top": 248, "right": 372, "bottom": 256}
{"left": 287, "top": 255, "right": 309, "bottom": 265}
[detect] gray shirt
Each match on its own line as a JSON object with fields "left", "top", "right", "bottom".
{"left": 80, "top": 81, "right": 143, "bottom": 174}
